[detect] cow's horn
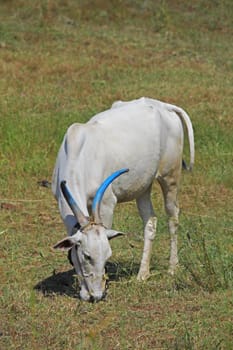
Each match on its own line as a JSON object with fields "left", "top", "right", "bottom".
{"left": 60, "top": 181, "right": 89, "bottom": 226}
{"left": 92, "top": 168, "right": 129, "bottom": 223}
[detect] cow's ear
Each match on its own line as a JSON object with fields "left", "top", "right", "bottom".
{"left": 53, "top": 232, "right": 82, "bottom": 251}
{"left": 106, "top": 230, "right": 125, "bottom": 240}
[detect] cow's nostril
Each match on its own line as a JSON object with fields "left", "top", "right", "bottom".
{"left": 89, "top": 295, "right": 95, "bottom": 303}
{"left": 89, "top": 291, "right": 104, "bottom": 303}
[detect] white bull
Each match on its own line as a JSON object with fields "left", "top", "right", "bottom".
{"left": 52, "top": 97, "right": 194, "bottom": 302}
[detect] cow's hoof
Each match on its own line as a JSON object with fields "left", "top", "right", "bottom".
{"left": 137, "top": 270, "right": 150, "bottom": 281}
{"left": 168, "top": 264, "right": 178, "bottom": 276}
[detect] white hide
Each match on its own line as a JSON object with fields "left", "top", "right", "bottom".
{"left": 52, "top": 97, "right": 195, "bottom": 301}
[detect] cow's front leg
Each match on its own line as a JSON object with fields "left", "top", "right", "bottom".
{"left": 136, "top": 187, "right": 157, "bottom": 281}
{"left": 98, "top": 190, "right": 117, "bottom": 229}
{"left": 137, "top": 217, "right": 157, "bottom": 281}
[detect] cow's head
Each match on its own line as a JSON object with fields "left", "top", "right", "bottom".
{"left": 53, "top": 169, "right": 129, "bottom": 302}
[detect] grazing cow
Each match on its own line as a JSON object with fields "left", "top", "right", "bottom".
{"left": 52, "top": 97, "right": 194, "bottom": 302}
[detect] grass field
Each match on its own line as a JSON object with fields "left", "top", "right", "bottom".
{"left": 0, "top": 0, "right": 233, "bottom": 349}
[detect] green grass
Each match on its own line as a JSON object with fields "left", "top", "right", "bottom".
{"left": 0, "top": 0, "right": 233, "bottom": 349}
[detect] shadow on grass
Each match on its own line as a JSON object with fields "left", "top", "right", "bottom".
{"left": 106, "top": 260, "right": 140, "bottom": 281}
{"left": 34, "top": 268, "right": 78, "bottom": 298}
{"left": 34, "top": 260, "right": 140, "bottom": 298}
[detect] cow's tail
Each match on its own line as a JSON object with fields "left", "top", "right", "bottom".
{"left": 167, "top": 104, "right": 195, "bottom": 171}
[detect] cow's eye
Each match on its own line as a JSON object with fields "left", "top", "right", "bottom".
{"left": 83, "top": 252, "right": 92, "bottom": 262}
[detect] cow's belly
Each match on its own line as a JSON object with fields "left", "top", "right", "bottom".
{"left": 111, "top": 160, "right": 158, "bottom": 202}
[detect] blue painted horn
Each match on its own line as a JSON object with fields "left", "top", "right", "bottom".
{"left": 92, "top": 168, "right": 129, "bottom": 223}
{"left": 60, "top": 181, "right": 89, "bottom": 226}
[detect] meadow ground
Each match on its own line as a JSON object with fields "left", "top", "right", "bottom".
{"left": 0, "top": 1, "right": 232, "bottom": 349}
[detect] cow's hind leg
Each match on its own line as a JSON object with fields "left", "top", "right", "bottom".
{"left": 136, "top": 186, "right": 157, "bottom": 281}
{"left": 158, "top": 170, "right": 181, "bottom": 275}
